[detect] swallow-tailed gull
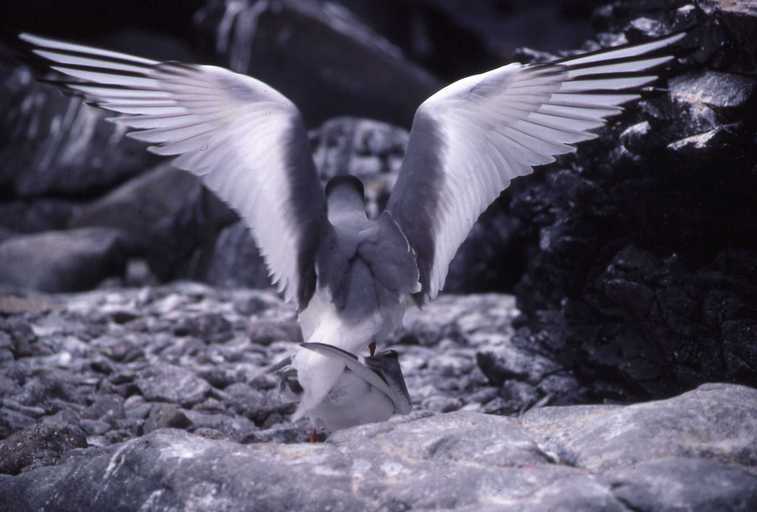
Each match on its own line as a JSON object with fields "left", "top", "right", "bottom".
{"left": 18, "top": 30, "right": 686, "bottom": 429}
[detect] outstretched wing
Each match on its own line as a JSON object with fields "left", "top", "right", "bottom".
{"left": 20, "top": 33, "right": 326, "bottom": 308}
{"left": 387, "top": 32, "right": 686, "bottom": 301}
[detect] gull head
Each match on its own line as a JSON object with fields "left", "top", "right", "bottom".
{"left": 325, "top": 175, "right": 366, "bottom": 223}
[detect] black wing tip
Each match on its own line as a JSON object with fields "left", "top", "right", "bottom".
{"left": 550, "top": 29, "right": 691, "bottom": 68}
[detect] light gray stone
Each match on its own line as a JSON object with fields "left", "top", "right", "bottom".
{"left": 136, "top": 364, "right": 210, "bottom": 407}
{"left": 521, "top": 383, "right": 757, "bottom": 471}
{"left": 605, "top": 457, "right": 757, "bottom": 512}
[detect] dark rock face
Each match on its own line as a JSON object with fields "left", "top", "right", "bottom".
{"left": 0, "top": 423, "right": 86, "bottom": 476}
{"left": 0, "top": 228, "right": 128, "bottom": 292}
{"left": 69, "top": 163, "right": 232, "bottom": 280}
{"left": 0, "top": 384, "right": 755, "bottom": 511}
{"left": 0, "top": 199, "right": 78, "bottom": 234}
{"left": 0, "top": 64, "right": 156, "bottom": 198}
{"left": 330, "top": 0, "right": 594, "bottom": 82}
{"left": 188, "top": 221, "right": 271, "bottom": 289}
{"left": 504, "top": 0, "right": 757, "bottom": 402}
{"left": 194, "top": 0, "right": 440, "bottom": 127}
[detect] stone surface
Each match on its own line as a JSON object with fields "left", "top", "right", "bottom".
{"left": 0, "top": 284, "right": 525, "bottom": 451}
{"left": 0, "top": 385, "right": 755, "bottom": 511}
{"left": 0, "top": 423, "right": 86, "bottom": 475}
{"left": 0, "top": 63, "right": 155, "bottom": 197}
{"left": 605, "top": 458, "right": 757, "bottom": 512}
{"left": 521, "top": 384, "right": 757, "bottom": 470}
{"left": 0, "top": 199, "right": 78, "bottom": 234}
{"left": 187, "top": 221, "right": 271, "bottom": 290}
{"left": 195, "top": 0, "right": 440, "bottom": 127}
{"left": 342, "top": 0, "right": 595, "bottom": 81}
{"left": 70, "top": 163, "right": 231, "bottom": 280}
{"left": 505, "top": 0, "right": 757, "bottom": 402}
{"left": 0, "top": 228, "right": 128, "bottom": 292}
{"left": 136, "top": 364, "right": 211, "bottom": 407}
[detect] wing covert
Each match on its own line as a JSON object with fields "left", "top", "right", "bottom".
{"left": 20, "top": 33, "right": 326, "bottom": 308}
{"left": 388, "top": 32, "right": 686, "bottom": 301}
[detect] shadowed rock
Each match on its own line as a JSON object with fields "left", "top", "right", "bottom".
{"left": 0, "top": 228, "right": 127, "bottom": 292}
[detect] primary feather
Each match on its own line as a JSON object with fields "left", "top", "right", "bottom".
{"left": 387, "top": 32, "right": 686, "bottom": 301}
{"left": 19, "top": 32, "right": 325, "bottom": 310}
{"left": 19, "top": 30, "right": 686, "bottom": 430}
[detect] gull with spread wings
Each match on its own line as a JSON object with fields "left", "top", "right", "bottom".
{"left": 18, "top": 30, "right": 685, "bottom": 430}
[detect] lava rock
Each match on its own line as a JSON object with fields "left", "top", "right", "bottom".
{"left": 0, "top": 423, "right": 86, "bottom": 475}
{"left": 187, "top": 220, "right": 271, "bottom": 290}
{"left": 70, "top": 163, "right": 232, "bottom": 280}
{"left": 135, "top": 364, "right": 210, "bottom": 407}
{"left": 172, "top": 312, "right": 234, "bottom": 344}
{"left": 507, "top": 1, "right": 757, "bottom": 401}
{"left": 194, "top": 0, "right": 440, "bottom": 127}
{"left": 0, "top": 200, "right": 78, "bottom": 234}
{"left": 0, "top": 63, "right": 154, "bottom": 197}
{"left": 142, "top": 404, "right": 191, "bottom": 434}
{"left": 0, "top": 228, "right": 128, "bottom": 292}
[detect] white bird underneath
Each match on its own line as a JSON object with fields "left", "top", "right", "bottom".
{"left": 18, "top": 30, "right": 686, "bottom": 429}
{"left": 273, "top": 343, "right": 411, "bottom": 432}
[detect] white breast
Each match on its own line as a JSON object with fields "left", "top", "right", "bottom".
{"left": 310, "top": 370, "right": 396, "bottom": 431}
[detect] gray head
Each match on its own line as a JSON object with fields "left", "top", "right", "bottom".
{"left": 325, "top": 175, "right": 366, "bottom": 222}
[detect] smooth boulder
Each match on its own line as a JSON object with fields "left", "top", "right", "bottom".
{"left": 0, "top": 228, "right": 127, "bottom": 292}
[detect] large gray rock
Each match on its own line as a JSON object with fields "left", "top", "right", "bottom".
{"left": 0, "top": 423, "right": 86, "bottom": 475}
{"left": 70, "top": 163, "right": 232, "bottom": 280}
{"left": 521, "top": 383, "right": 757, "bottom": 470}
{"left": 605, "top": 458, "right": 757, "bottom": 512}
{"left": 0, "top": 64, "right": 155, "bottom": 197}
{"left": 135, "top": 364, "right": 211, "bottom": 407}
{"left": 0, "top": 228, "right": 127, "bottom": 292}
{"left": 188, "top": 221, "right": 271, "bottom": 290}
{"left": 0, "top": 385, "right": 755, "bottom": 511}
{"left": 194, "top": 0, "right": 440, "bottom": 127}
{"left": 0, "top": 199, "right": 78, "bottom": 234}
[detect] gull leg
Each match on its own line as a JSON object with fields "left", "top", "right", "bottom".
{"left": 369, "top": 341, "right": 376, "bottom": 357}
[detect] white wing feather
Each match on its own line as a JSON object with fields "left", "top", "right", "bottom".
{"left": 20, "top": 33, "right": 325, "bottom": 308}
{"left": 388, "top": 32, "right": 686, "bottom": 300}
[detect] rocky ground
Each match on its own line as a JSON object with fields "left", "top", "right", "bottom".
{"left": 0, "top": 282, "right": 525, "bottom": 450}
{"left": 1, "top": 284, "right": 756, "bottom": 510}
